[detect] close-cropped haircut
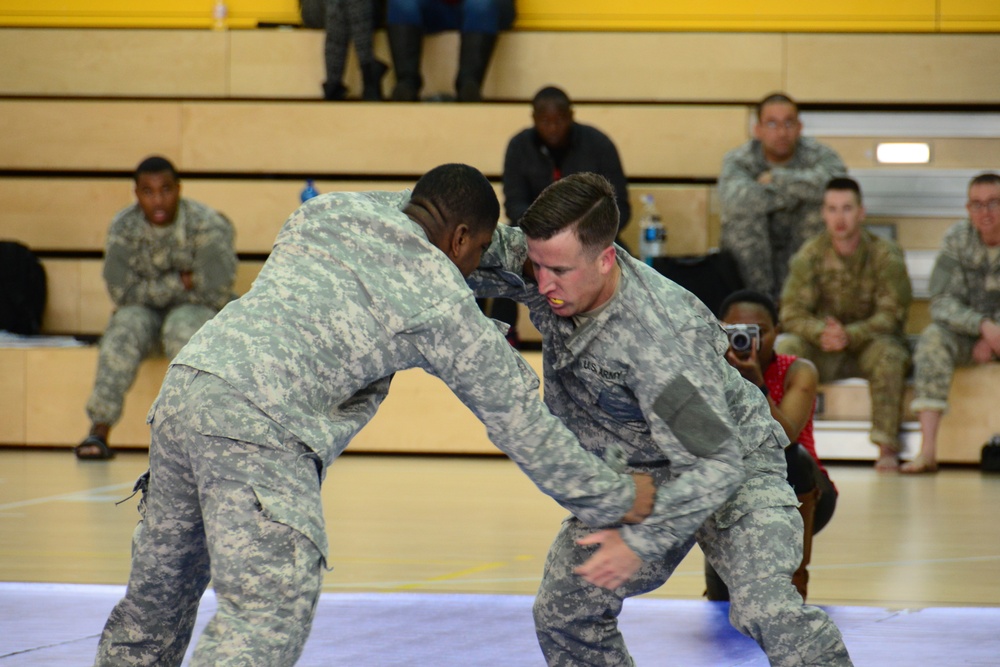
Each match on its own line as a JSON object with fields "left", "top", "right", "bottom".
{"left": 412, "top": 163, "right": 499, "bottom": 235}
{"left": 519, "top": 172, "right": 619, "bottom": 254}
{"left": 532, "top": 86, "right": 572, "bottom": 112}
{"left": 825, "top": 176, "right": 863, "bottom": 204}
{"left": 719, "top": 288, "right": 779, "bottom": 325}
{"left": 969, "top": 172, "right": 1000, "bottom": 190}
{"left": 756, "top": 92, "right": 798, "bottom": 119}
{"left": 134, "top": 155, "right": 179, "bottom": 183}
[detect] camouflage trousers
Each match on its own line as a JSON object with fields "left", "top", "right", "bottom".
{"left": 95, "top": 366, "right": 326, "bottom": 667}
{"left": 720, "top": 208, "right": 821, "bottom": 301}
{"left": 86, "top": 304, "right": 216, "bottom": 426}
{"left": 778, "top": 333, "right": 910, "bottom": 450}
{"left": 910, "top": 323, "right": 979, "bottom": 413}
{"left": 533, "top": 460, "right": 852, "bottom": 667}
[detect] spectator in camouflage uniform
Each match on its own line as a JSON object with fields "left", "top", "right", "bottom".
{"left": 75, "top": 156, "right": 236, "bottom": 460}
{"left": 468, "top": 173, "right": 852, "bottom": 667}
{"left": 719, "top": 93, "right": 847, "bottom": 301}
{"left": 93, "top": 164, "right": 654, "bottom": 666}
{"left": 903, "top": 172, "right": 1000, "bottom": 473}
{"left": 778, "top": 177, "right": 912, "bottom": 471}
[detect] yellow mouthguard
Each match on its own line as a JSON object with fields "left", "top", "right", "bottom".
{"left": 550, "top": 298, "right": 564, "bottom": 305}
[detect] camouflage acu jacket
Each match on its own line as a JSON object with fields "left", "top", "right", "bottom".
{"left": 929, "top": 219, "right": 1000, "bottom": 336}
{"left": 780, "top": 230, "right": 912, "bottom": 349}
{"left": 103, "top": 198, "right": 236, "bottom": 311}
{"left": 171, "top": 191, "right": 636, "bottom": 529}
{"left": 469, "top": 225, "right": 793, "bottom": 561}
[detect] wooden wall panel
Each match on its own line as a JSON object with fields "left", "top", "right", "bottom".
{"left": 0, "top": 101, "right": 182, "bottom": 171}
{"left": 40, "top": 260, "right": 85, "bottom": 335}
{"left": 2, "top": 29, "right": 999, "bottom": 103}
{"left": 23, "top": 348, "right": 168, "bottom": 448}
{"left": 0, "top": 178, "right": 128, "bottom": 251}
{"left": 0, "top": 29, "right": 227, "bottom": 97}
{"left": 485, "top": 32, "right": 783, "bottom": 103}
{"left": 178, "top": 103, "right": 746, "bottom": 178}
{"left": 786, "top": 34, "right": 1000, "bottom": 104}
{"left": 0, "top": 349, "right": 26, "bottom": 444}
{"left": 620, "top": 186, "right": 713, "bottom": 256}
{"left": 868, "top": 216, "right": 957, "bottom": 251}
{"left": 229, "top": 28, "right": 326, "bottom": 98}
{"left": 937, "top": 364, "right": 1000, "bottom": 461}
{"left": 229, "top": 31, "right": 786, "bottom": 103}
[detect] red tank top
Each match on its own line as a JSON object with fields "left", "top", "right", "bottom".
{"left": 764, "top": 354, "right": 829, "bottom": 479}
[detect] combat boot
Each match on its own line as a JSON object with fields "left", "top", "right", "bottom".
{"left": 455, "top": 31, "right": 497, "bottom": 102}
{"left": 388, "top": 24, "right": 423, "bottom": 101}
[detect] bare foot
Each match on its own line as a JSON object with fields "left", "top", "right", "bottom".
{"left": 900, "top": 455, "right": 938, "bottom": 474}
{"left": 874, "top": 444, "right": 899, "bottom": 473}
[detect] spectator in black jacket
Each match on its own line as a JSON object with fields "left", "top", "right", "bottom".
{"left": 503, "top": 86, "right": 631, "bottom": 235}
{"left": 492, "top": 86, "right": 632, "bottom": 345}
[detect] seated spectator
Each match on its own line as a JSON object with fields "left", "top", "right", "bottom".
{"left": 904, "top": 172, "right": 1000, "bottom": 473}
{"left": 386, "top": 0, "right": 515, "bottom": 102}
{"left": 778, "top": 177, "right": 912, "bottom": 471}
{"left": 75, "top": 156, "right": 236, "bottom": 460}
{"left": 718, "top": 92, "right": 847, "bottom": 301}
{"left": 322, "top": 0, "right": 387, "bottom": 100}
{"left": 706, "top": 289, "right": 837, "bottom": 602}
{"left": 494, "top": 85, "right": 632, "bottom": 343}
{"left": 503, "top": 86, "right": 631, "bottom": 235}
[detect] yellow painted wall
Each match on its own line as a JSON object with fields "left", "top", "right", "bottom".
{"left": 0, "top": 0, "right": 998, "bottom": 31}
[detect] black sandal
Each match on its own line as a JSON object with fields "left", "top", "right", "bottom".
{"left": 75, "top": 435, "right": 115, "bottom": 460}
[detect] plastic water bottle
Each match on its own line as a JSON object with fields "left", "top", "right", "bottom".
{"left": 212, "top": 1, "right": 228, "bottom": 30}
{"left": 300, "top": 179, "right": 319, "bottom": 203}
{"left": 638, "top": 194, "right": 666, "bottom": 266}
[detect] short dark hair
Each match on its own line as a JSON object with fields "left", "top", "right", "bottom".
{"left": 719, "top": 289, "right": 778, "bottom": 325}
{"left": 412, "top": 163, "right": 499, "bottom": 236}
{"left": 969, "top": 172, "right": 1000, "bottom": 190}
{"left": 134, "top": 155, "right": 179, "bottom": 183}
{"left": 825, "top": 176, "right": 863, "bottom": 204}
{"left": 756, "top": 92, "right": 798, "bottom": 120}
{"left": 532, "top": 86, "right": 572, "bottom": 112}
{"left": 519, "top": 172, "right": 619, "bottom": 254}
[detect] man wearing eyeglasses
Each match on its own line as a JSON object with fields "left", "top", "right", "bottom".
{"left": 718, "top": 92, "right": 847, "bottom": 301}
{"left": 904, "top": 171, "right": 1000, "bottom": 473}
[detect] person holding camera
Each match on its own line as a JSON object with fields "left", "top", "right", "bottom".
{"left": 778, "top": 177, "right": 912, "bottom": 471}
{"left": 708, "top": 289, "right": 838, "bottom": 602}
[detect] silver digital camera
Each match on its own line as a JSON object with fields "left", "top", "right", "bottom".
{"left": 724, "top": 324, "right": 760, "bottom": 354}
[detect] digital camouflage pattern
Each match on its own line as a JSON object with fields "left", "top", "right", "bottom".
{"left": 912, "top": 219, "right": 1000, "bottom": 412}
{"left": 86, "top": 199, "right": 236, "bottom": 425}
{"left": 95, "top": 190, "right": 640, "bottom": 666}
{"left": 469, "top": 225, "right": 853, "bottom": 666}
{"left": 779, "top": 230, "right": 912, "bottom": 448}
{"left": 718, "top": 137, "right": 846, "bottom": 300}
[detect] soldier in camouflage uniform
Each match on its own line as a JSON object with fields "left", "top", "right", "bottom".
{"left": 719, "top": 92, "right": 847, "bottom": 301}
{"left": 76, "top": 156, "right": 236, "bottom": 460}
{"left": 778, "top": 177, "right": 912, "bottom": 471}
{"left": 903, "top": 172, "right": 1000, "bottom": 473}
{"left": 94, "top": 164, "right": 654, "bottom": 666}
{"left": 468, "top": 173, "right": 852, "bottom": 666}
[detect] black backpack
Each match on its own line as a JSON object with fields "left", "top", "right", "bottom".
{"left": 0, "top": 241, "right": 48, "bottom": 335}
